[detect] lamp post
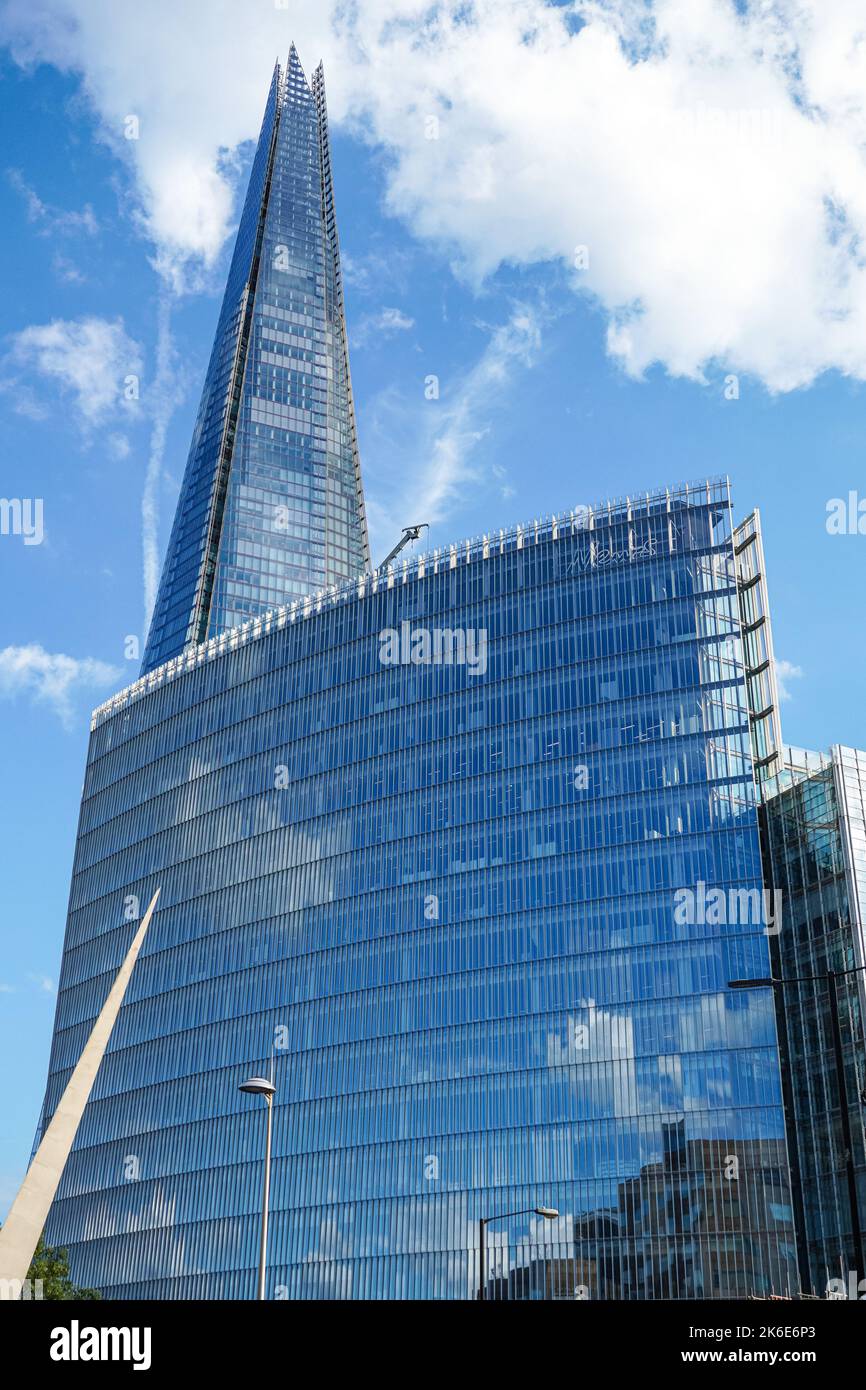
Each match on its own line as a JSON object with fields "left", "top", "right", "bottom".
{"left": 478, "top": 1206, "right": 559, "bottom": 1301}
{"left": 239, "top": 1075, "right": 276, "bottom": 1300}
{"left": 729, "top": 968, "right": 866, "bottom": 1283}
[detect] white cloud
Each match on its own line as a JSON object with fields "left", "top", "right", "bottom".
{"left": 365, "top": 302, "right": 542, "bottom": 551}
{"left": 0, "top": 0, "right": 308, "bottom": 289}
{"left": 775, "top": 657, "right": 803, "bottom": 702}
{"left": 4, "top": 2, "right": 866, "bottom": 391}
{"left": 375, "top": 307, "right": 414, "bottom": 333}
{"left": 492, "top": 462, "right": 516, "bottom": 501}
{"left": 352, "top": 305, "right": 415, "bottom": 347}
{"left": 342, "top": 248, "right": 413, "bottom": 296}
{"left": 7, "top": 167, "right": 99, "bottom": 236}
{"left": 51, "top": 252, "right": 87, "bottom": 284}
{"left": 5, "top": 312, "right": 163, "bottom": 638}
{"left": 106, "top": 432, "right": 131, "bottom": 460}
{"left": 28, "top": 972, "right": 56, "bottom": 994}
{"left": 0, "top": 644, "right": 120, "bottom": 727}
{"left": 7, "top": 315, "right": 143, "bottom": 430}
{"left": 2, "top": 382, "right": 48, "bottom": 421}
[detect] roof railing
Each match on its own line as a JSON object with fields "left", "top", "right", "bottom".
{"left": 91, "top": 476, "right": 731, "bottom": 730}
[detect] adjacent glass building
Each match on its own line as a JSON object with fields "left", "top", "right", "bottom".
{"left": 35, "top": 53, "right": 801, "bottom": 1300}
{"left": 761, "top": 745, "right": 866, "bottom": 1293}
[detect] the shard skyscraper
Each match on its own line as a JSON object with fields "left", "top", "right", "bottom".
{"left": 34, "top": 52, "right": 799, "bottom": 1300}
{"left": 142, "top": 46, "right": 369, "bottom": 674}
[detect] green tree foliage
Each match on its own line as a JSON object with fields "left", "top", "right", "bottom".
{"left": 26, "top": 1235, "right": 101, "bottom": 1300}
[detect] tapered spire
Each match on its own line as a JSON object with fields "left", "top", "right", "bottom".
{"left": 141, "top": 51, "right": 370, "bottom": 676}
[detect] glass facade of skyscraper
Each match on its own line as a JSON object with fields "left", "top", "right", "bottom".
{"left": 38, "top": 479, "right": 797, "bottom": 1299}
{"left": 141, "top": 48, "right": 369, "bottom": 677}
{"left": 761, "top": 746, "right": 866, "bottom": 1294}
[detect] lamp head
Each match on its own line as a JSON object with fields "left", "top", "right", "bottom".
{"left": 239, "top": 1076, "right": 276, "bottom": 1098}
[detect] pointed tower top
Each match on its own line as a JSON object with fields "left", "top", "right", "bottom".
{"left": 286, "top": 41, "right": 311, "bottom": 91}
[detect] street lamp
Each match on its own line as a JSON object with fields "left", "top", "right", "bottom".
{"left": 239, "top": 1075, "right": 276, "bottom": 1300}
{"left": 729, "top": 968, "right": 866, "bottom": 1282}
{"left": 478, "top": 1206, "right": 560, "bottom": 1301}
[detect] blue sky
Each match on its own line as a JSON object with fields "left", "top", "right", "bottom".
{"left": 2, "top": 0, "right": 866, "bottom": 1216}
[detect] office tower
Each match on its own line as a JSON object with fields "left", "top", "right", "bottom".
{"left": 730, "top": 514, "right": 866, "bottom": 1298}
{"left": 36, "top": 384, "right": 798, "bottom": 1299}
{"left": 140, "top": 45, "right": 369, "bottom": 676}
{"left": 760, "top": 745, "right": 866, "bottom": 1294}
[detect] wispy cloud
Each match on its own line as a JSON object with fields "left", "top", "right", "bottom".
{"left": 6, "top": 315, "right": 142, "bottom": 432}
{"left": 776, "top": 658, "right": 804, "bottom": 702}
{"left": 3, "top": 308, "right": 177, "bottom": 642}
{"left": 351, "top": 306, "right": 415, "bottom": 348}
{"left": 107, "top": 432, "right": 131, "bottom": 460}
{"left": 365, "top": 302, "right": 542, "bottom": 554}
{"left": 7, "top": 167, "right": 98, "bottom": 237}
{"left": 28, "top": 972, "right": 55, "bottom": 994}
{"left": 3, "top": 383, "right": 48, "bottom": 421}
{"left": 51, "top": 252, "right": 87, "bottom": 285}
{"left": 0, "top": 644, "right": 120, "bottom": 728}
{"left": 342, "top": 248, "right": 414, "bottom": 297}
{"left": 5, "top": 299, "right": 184, "bottom": 644}
{"left": 492, "top": 462, "right": 515, "bottom": 501}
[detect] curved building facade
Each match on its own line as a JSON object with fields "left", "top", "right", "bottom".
{"left": 38, "top": 480, "right": 797, "bottom": 1298}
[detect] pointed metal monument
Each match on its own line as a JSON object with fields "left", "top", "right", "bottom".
{"left": 0, "top": 888, "right": 161, "bottom": 1298}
